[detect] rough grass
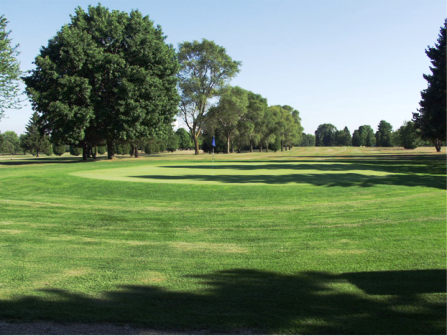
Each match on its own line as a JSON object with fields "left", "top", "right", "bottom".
{"left": 0, "top": 147, "right": 445, "bottom": 334}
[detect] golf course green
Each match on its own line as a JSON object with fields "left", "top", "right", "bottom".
{"left": 0, "top": 147, "right": 445, "bottom": 334}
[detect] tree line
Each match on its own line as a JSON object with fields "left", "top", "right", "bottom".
{"left": 301, "top": 119, "right": 432, "bottom": 149}
{"left": 0, "top": 7, "right": 445, "bottom": 157}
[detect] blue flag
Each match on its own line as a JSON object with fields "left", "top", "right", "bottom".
{"left": 212, "top": 137, "right": 216, "bottom": 147}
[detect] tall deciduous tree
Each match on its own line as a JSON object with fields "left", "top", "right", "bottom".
{"left": 0, "top": 15, "right": 22, "bottom": 120}
{"left": 177, "top": 39, "right": 241, "bottom": 154}
{"left": 412, "top": 21, "right": 446, "bottom": 152}
{"left": 24, "top": 5, "right": 179, "bottom": 159}
{"left": 207, "top": 86, "right": 248, "bottom": 154}
{"left": 315, "top": 124, "right": 337, "bottom": 146}
{"left": 237, "top": 92, "right": 268, "bottom": 152}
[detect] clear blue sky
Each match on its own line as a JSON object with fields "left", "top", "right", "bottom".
{"left": 0, "top": 0, "right": 445, "bottom": 136}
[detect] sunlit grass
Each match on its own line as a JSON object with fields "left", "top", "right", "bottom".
{"left": 0, "top": 147, "right": 445, "bottom": 334}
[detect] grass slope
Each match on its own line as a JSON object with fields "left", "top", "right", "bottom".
{"left": 0, "top": 147, "right": 445, "bottom": 334}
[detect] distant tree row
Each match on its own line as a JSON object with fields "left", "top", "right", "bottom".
{"left": 312, "top": 119, "right": 434, "bottom": 149}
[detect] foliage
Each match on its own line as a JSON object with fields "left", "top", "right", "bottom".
{"left": 315, "top": 124, "right": 337, "bottom": 146}
{"left": 166, "top": 131, "right": 179, "bottom": 152}
{"left": 0, "top": 15, "right": 22, "bottom": 120}
{"left": 23, "top": 4, "right": 180, "bottom": 159}
{"left": 375, "top": 120, "right": 394, "bottom": 147}
{"left": 352, "top": 130, "right": 361, "bottom": 147}
{"left": 97, "top": 146, "right": 107, "bottom": 155}
{"left": 175, "top": 128, "right": 192, "bottom": 150}
{"left": 334, "top": 127, "right": 352, "bottom": 146}
{"left": 207, "top": 86, "right": 249, "bottom": 154}
{"left": 412, "top": 21, "right": 446, "bottom": 152}
{"left": 0, "top": 130, "right": 20, "bottom": 154}
{"left": 236, "top": 92, "right": 268, "bottom": 152}
{"left": 69, "top": 145, "right": 82, "bottom": 156}
{"left": 301, "top": 133, "right": 315, "bottom": 146}
{"left": 177, "top": 39, "right": 241, "bottom": 154}
{"left": 53, "top": 144, "right": 66, "bottom": 156}
{"left": 353, "top": 125, "right": 375, "bottom": 147}
{"left": 395, "top": 121, "right": 421, "bottom": 149}
{"left": 21, "top": 112, "right": 52, "bottom": 157}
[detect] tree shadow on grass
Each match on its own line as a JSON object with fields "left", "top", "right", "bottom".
{"left": 0, "top": 156, "right": 101, "bottom": 166}
{"left": 131, "top": 172, "right": 446, "bottom": 190}
{"left": 0, "top": 269, "right": 444, "bottom": 334}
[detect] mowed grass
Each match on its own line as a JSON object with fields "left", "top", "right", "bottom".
{"left": 0, "top": 147, "right": 445, "bottom": 334}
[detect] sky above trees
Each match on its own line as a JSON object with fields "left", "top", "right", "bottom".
{"left": 0, "top": 0, "right": 445, "bottom": 135}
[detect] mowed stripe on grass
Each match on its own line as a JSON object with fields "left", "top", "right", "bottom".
{"left": 0, "top": 147, "right": 445, "bottom": 334}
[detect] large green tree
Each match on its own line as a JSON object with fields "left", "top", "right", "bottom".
{"left": 0, "top": 15, "right": 22, "bottom": 120}
{"left": 24, "top": 5, "right": 179, "bottom": 159}
{"left": 315, "top": 124, "right": 337, "bottom": 146}
{"left": 375, "top": 120, "right": 394, "bottom": 147}
{"left": 237, "top": 92, "right": 268, "bottom": 152}
{"left": 396, "top": 121, "right": 421, "bottom": 149}
{"left": 207, "top": 86, "right": 248, "bottom": 154}
{"left": 177, "top": 39, "right": 241, "bottom": 155}
{"left": 0, "top": 130, "right": 19, "bottom": 154}
{"left": 412, "top": 21, "right": 446, "bottom": 152}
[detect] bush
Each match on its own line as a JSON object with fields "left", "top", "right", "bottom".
{"left": 69, "top": 145, "right": 82, "bottom": 156}
{"left": 115, "top": 143, "right": 131, "bottom": 155}
{"left": 269, "top": 141, "right": 280, "bottom": 152}
{"left": 97, "top": 146, "right": 106, "bottom": 155}
{"left": 44, "top": 146, "right": 53, "bottom": 156}
{"left": 53, "top": 144, "right": 66, "bottom": 156}
{"left": 145, "top": 142, "right": 160, "bottom": 154}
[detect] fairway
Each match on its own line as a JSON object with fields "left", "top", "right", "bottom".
{"left": 0, "top": 147, "right": 445, "bottom": 334}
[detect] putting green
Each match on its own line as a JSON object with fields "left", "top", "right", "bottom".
{"left": 71, "top": 162, "right": 398, "bottom": 185}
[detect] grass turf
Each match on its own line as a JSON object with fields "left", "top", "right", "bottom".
{"left": 0, "top": 147, "right": 445, "bottom": 334}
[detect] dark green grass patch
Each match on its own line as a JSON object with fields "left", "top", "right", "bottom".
{"left": 0, "top": 148, "right": 445, "bottom": 334}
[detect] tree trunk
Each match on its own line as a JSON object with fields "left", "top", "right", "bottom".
{"left": 250, "top": 140, "right": 253, "bottom": 153}
{"left": 281, "top": 140, "right": 284, "bottom": 152}
{"left": 194, "top": 134, "right": 200, "bottom": 155}
{"left": 227, "top": 136, "right": 230, "bottom": 154}
{"left": 82, "top": 144, "right": 88, "bottom": 161}
{"left": 435, "top": 139, "right": 442, "bottom": 152}
{"left": 259, "top": 145, "right": 262, "bottom": 153}
{"left": 265, "top": 141, "right": 269, "bottom": 153}
{"left": 92, "top": 146, "right": 97, "bottom": 159}
{"left": 134, "top": 146, "right": 139, "bottom": 158}
{"left": 107, "top": 140, "right": 114, "bottom": 159}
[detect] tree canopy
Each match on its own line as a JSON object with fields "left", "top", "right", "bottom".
{"left": 177, "top": 39, "right": 241, "bottom": 155}
{"left": 24, "top": 4, "right": 179, "bottom": 159}
{"left": 0, "top": 15, "right": 22, "bottom": 120}
{"left": 375, "top": 120, "right": 393, "bottom": 147}
{"left": 412, "top": 20, "right": 446, "bottom": 152}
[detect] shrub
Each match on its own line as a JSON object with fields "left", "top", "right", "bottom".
{"left": 53, "top": 145, "right": 66, "bottom": 156}
{"left": 69, "top": 145, "right": 82, "bottom": 156}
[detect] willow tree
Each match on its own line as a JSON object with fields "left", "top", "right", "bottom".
{"left": 177, "top": 39, "right": 241, "bottom": 154}
{"left": 24, "top": 4, "right": 179, "bottom": 159}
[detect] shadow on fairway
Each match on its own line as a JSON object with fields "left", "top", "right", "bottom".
{"left": 0, "top": 269, "right": 445, "bottom": 334}
{"left": 0, "top": 156, "right": 100, "bottom": 166}
{"left": 131, "top": 172, "right": 446, "bottom": 190}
